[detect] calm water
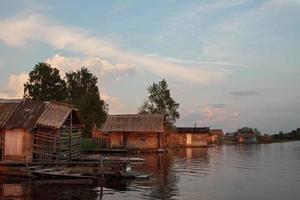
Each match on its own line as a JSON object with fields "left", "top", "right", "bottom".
{"left": 1, "top": 141, "right": 300, "bottom": 200}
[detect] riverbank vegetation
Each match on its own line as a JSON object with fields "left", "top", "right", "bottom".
{"left": 272, "top": 128, "right": 300, "bottom": 142}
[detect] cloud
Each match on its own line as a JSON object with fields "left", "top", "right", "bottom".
{"left": 210, "top": 103, "right": 227, "bottom": 108}
{"left": 230, "top": 90, "right": 259, "bottom": 99}
{"left": 177, "top": 104, "right": 239, "bottom": 127}
{"left": 0, "top": 13, "right": 226, "bottom": 84}
{"left": 101, "top": 92, "right": 125, "bottom": 114}
{"left": 270, "top": 0, "right": 300, "bottom": 6}
{"left": 45, "top": 54, "right": 135, "bottom": 77}
{"left": 0, "top": 89, "right": 17, "bottom": 98}
{"left": 0, "top": 73, "right": 28, "bottom": 99}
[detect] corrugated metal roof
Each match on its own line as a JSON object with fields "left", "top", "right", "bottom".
{"left": 177, "top": 127, "right": 210, "bottom": 134}
{"left": 0, "top": 102, "right": 20, "bottom": 127}
{"left": 36, "top": 102, "right": 73, "bottom": 129}
{"left": 5, "top": 99, "right": 46, "bottom": 130}
{"left": 102, "top": 114, "right": 165, "bottom": 133}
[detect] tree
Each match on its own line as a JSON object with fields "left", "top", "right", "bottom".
{"left": 139, "top": 79, "right": 180, "bottom": 125}
{"left": 65, "top": 67, "right": 107, "bottom": 135}
{"left": 24, "top": 63, "right": 67, "bottom": 101}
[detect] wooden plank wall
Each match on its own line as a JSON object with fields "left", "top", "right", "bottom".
{"left": 3, "top": 129, "right": 32, "bottom": 161}
{"left": 110, "top": 132, "right": 123, "bottom": 148}
{"left": 32, "top": 125, "right": 82, "bottom": 162}
{"left": 125, "top": 132, "right": 159, "bottom": 149}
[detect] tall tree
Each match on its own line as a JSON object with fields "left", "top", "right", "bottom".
{"left": 24, "top": 63, "right": 67, "bottom": 101}
{"left": 65, "top": 67, "right": 107, "bottom": 135}
{"left": 139, "top": 79, "right": 180, "bottom": 125}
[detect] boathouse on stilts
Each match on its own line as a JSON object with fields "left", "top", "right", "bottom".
{"left": 0, "top": 99, "right": 83, "bottom": 163}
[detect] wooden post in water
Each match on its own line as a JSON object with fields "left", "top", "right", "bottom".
{"left": 69, "top": 112, "right": 73, "bottom": 161}
{"left": 98, "top": 155, "right": 104, "bottom": 178}
{"left": 99, "top": 155, "right": 104, "bottom": 199}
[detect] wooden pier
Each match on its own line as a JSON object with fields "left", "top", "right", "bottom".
{"left": 0, "top": 155, "right": 150, "bottom": 180}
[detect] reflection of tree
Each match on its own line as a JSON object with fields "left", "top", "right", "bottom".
{"left": 132, "top": 153, "right": 179, "bottom": 199}
{"left": 0, "top": 149, "right": 210, "bottom": 200}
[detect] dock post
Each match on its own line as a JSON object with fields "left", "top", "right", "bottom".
{"left": 98, "top": 155, "right": 104, "bottom": 199}
{"left": 25, "top": 156, "right": 32, "bottom": 178}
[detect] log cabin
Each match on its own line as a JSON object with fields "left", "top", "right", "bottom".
{"left": 0, "top": 99, "right": 83, "bottom": 163}
{"left": 99, "top": 114, "right": 167, "bottom": 151}
{"left": 169, "top": 127, "right": 211, "bottom": 147}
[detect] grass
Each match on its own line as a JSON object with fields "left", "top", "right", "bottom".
{"left": 81, "top": 137, "right": 101, "bottom": 150}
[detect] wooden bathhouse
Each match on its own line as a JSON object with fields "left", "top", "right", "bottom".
{"left": 98, "top": 114, "right": 167, "bottom": 151}
{"left": 209, "top": 129, "right": 224, "bottom": 143}
{"left": 168, "top": 127, "right": 211, "bottom": 147}
{"left": 0, "top": 99, "right": 83, "bottom": 163}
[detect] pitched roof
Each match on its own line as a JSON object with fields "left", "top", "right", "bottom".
{"left": 176, "top": 127, "right": 210, "bottom": 134}
{"left": 0, "top": 99, "right": 82, "bottom": 130}
{"left": 210, "top": 129, "right": 224, "bottom": 135}
{"left": 5, "top": 99, "right": 46, "bottom": 130}
{"left": 0, "top": 101, "right": 20, "bottom": 127}
{"left": 36, "top": 102, "right": 78, "bottom": 129}
{"left": 102, "top": 114, "right": 165, "bottom": 133}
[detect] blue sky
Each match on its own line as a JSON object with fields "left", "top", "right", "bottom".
{"left": 0, "top": 0, "right": 299, "bottom": 133}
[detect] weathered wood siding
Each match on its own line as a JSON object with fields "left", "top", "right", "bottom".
{"left": 125, "top": 132, "right": 159, "bottom": 149}
{"left": 189, "top": 134, "right": 209, "bottom": 146}
{"left": 110, "top": 132, "right": 124, "bottom": 148}
{"left": 108, "top": 132, "right": 164, "bottom": 150}
{"left": 168, "top": 133, "right": 210, "bottom": 147}
{"left": 0, "top": 129, "right": 3, "bottom": 160}
{"left": 3, "top": 129, "right": 32, "bottom": 161}
{"left": 92, "top": 129, "right": 109, "bottom": 148}
{"left": 167, "top": 133, "right": 187, "bottom": 147}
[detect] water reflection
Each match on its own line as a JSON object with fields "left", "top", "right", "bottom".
{"left": 1, "top": 142, "right": 300, "bottom": 200}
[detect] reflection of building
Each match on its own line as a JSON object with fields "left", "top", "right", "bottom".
{"left": 0, "top": 99, "right": 83, "bottom": 163}
{"left": 94, "top": 114, "right": 167, "bottom": 151}
{"left": 168, "top": 127, "right": 211, "bottom": 147}
{"left": 0, "top": 182, "right": 32, "bottom": 200}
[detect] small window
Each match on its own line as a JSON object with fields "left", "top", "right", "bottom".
{"left": 140, "top": 138, "right": 146, "bottom": 142}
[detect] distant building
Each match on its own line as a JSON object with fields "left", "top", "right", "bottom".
{"left": 0, "top": 99, "right": 83, "bottom": 163}
{"left": 95, "top": 114, "right": 167, "bottom": 151}
{"left": 237, "top": 133, "right": 257, "bottom": 143}
{"left": 223, "top": 127, "right": 258, "bottom": 144}
{"left": 209, "top": 129, "right": 224, "bottom": 143}
{"left": 223, "top": 132, "right": 237, "bottom": 143}
{"left": 168, "top": 127, "right": 211, "bottom": 147}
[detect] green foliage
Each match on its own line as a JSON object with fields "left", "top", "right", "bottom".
{"left": 81, "top": 138, "right": 100, "bottom": 150}
{"left": 66, "top": 67, "right": 107, "bottom": 136}
{"left": 24, "top": 64, "right": 107, "bottom": 136}
{"left": 237, "top": 127, "right": 261, "bottom": 135}
{"left": 24, "top": 63, "right": 67, "bottom": 101}
{"left": 272, "top": 128, "right": 300, "bottom": 140}
{"left": 139, "top": 79, "right": 180, "bottom": 125}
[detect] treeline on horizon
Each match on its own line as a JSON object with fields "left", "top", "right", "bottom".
{"left": 230, "top": 127, "right": 300, "bottom": 143}
{"left": 272, "top": 128, "right": 300, "bottom": 141}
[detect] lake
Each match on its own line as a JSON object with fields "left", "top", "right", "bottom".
{"left": 1, "top": 141, "right": 300, "bottom": 200}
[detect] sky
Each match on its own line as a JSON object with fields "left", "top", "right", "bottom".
{"left": 0, "top": 0, "right": 299, "bottom": 133}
